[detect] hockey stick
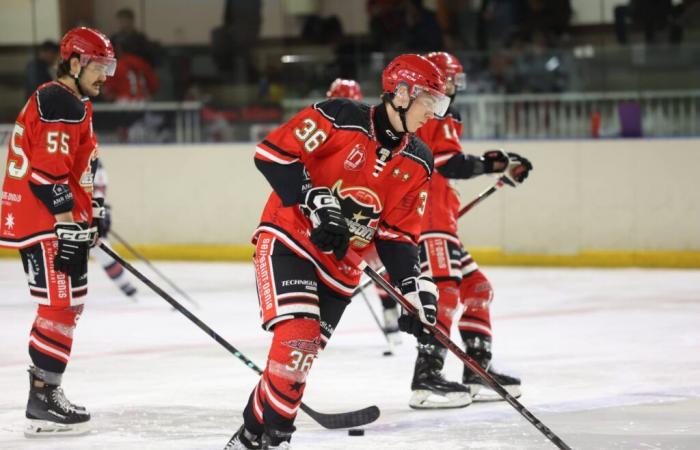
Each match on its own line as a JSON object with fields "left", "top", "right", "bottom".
{"left": 99, "top": 243, "right": 380, "bottom": 429}
{"left": 457, "top": 175, "right": 509, "bottom": 219}
{"left": 357, "top": 281, "right": 395, "bottom": 356}
{"left": 109, "top": 229, "right": 201, "bottom": 309}
{"left": 346, "top": 251, "right": 572, "bottom": 450}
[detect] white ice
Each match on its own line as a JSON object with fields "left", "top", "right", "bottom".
{"left": 1, "top": 256, "right": 699, "bottom": 450}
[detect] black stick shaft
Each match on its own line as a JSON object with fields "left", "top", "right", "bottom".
{"left": 349, "top": 253, "right": 572, "bottom": 450}
{"left": 109, "top": 230, "right": 200, "bottom": 309}
{"left": 357, "top": 283, "right": 393, "bottom": 346}
{"left": 457, "top": 176, "right": 506, "bottom": 218}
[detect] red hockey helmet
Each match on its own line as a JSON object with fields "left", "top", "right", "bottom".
{"left": 327, "top": 78, "right": 363, "bottom": 100}
{"left": 60, "top": 27, "right": 117, "bottom": 76}
{"left": 382, "top": 53, "right": 449, "bottom": 117}
{"left": 426, "top": 51, "right": 466, "bottom": 91}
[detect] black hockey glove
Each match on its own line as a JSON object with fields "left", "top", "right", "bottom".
{"left": 481, "top": 149, "right": 510, "bottom": 173}
{"left": 503, "top": 152, "right": 533, "bottom": 185}
{"left": 303, "top": 187, "right": 350, "bottom": 260}
{"left": 397, "top": 276, "right": 438, "bottom": 337}
{"left": 92, "top": 198, "right": 110, "bottom": 239}
{"left": 54, "top": 222, "right": 95, "bottom": 279}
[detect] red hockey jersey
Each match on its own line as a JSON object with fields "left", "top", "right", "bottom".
{"left": 0, "top": 81, "right": 97, "bottom": 248}
{"left": 416, "top": 107, "right": 463, "bottom": 237}
{"left": 254, "top": 99, "right": 433, "bottom": 296}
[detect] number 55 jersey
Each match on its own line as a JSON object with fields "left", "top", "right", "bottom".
{"left": 1, "top": 81, "right": 97, "bottom": 249}
{"left": 254, "top": 98, "right": 434, "bottom": 296}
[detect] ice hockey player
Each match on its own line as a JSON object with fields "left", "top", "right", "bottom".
{"left": 404, "top": 51, "right": 532, "bottom": 409}
{"left": 326, "top": 78, "right": 363, "bottom": 101}
{"left": 0, "top": 27, "right": 117, "bottom": 436}
{"left": 91, "top": 159, "right": 138, "bottom": 298}
{"left": 224, "top": 54, "right": 450, "bottom": 449}
{"left": 325, "top": 78, "right": 404, "bottom": 346}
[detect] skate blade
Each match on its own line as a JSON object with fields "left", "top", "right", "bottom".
{"left": 469, "top": 384, "right": 522, "bottom": 402}
{"left": 24, "top": 419, "right": 90, "bottom": 437}
{"left": 409, "top": 390, "right": 472, "bottom": 409}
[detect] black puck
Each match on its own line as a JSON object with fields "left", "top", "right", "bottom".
{"left": 348, "top": 428, "right": 365, "bottom": 436}
{"left": 382, "top": 350, "right": 393, "bottom": 356}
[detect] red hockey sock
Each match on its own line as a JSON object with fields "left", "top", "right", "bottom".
{"left": 243, "top": 318, "right": 320, "bottom": 434}
{"left": 435, "top": 280, "right": 461, "bottom": 336}
{"left": 28, "top": 304, "right": 83, "bottom": 376}
{"left": 458, "top": 270, "right": 493, "bottom": 337}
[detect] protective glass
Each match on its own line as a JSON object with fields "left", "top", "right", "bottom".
{"left": 413, "top": 85, "right": 451, "bottom": 118}
{"left": 80, "top": 54, "right": 117, "bottom": 77}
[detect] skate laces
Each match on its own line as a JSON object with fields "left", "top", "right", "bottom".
{"left": 51, "top": 387, "right": 78, "bottom": 413}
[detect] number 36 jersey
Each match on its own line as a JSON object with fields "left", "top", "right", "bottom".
{"left": 254, "top": 99, "right": 433, "bottom": 296}
{"left": 0, "top": 81, "right": 97, "bottom": 249}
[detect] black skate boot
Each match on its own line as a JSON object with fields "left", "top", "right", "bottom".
{"left": 223, "top": 425, "right": 262, "bottom": 450}
{"left": 261, "top": 425, "right": 294, "bottom": 449}
{"left": 461, "top": 332, "right": 521, "bottom": 401}
{"left": 25, "top": 366, "right": 90, "bottom": 437}
{"left": 409, "top": 337, "right": 471, "bottom": 409}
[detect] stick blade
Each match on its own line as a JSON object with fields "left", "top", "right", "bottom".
{"left": 300, "top": 403, "right": 380, "bottom": 429}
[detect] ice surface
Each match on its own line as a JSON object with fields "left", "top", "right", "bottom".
{"left": 1, "top": 257, "right": 699, "bottom": 449}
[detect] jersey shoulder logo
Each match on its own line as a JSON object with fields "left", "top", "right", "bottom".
{"left": 343, "top": 144, "right": 366, "bottom": 171}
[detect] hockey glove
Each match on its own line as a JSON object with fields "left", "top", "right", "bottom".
{"left": 397, "top": 276, "right": 438, "bottom": 337}
{"left": 502, "top": 152, "right": 533, "bottom": 186}
{"left": 92, "top": 198, "right": 110, "bottom": 239}
{"left": 54, "top": 222, "right": 95, "bottom": 279}
{"left": 481, "top": 149, "right": 510, "bottom": 173}
{"left": 303, "top": 187, "right": 350, "bottom": 260}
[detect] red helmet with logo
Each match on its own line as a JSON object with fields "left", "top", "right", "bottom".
{"left": 426, "top": 51, "right": 466, "bottom": 91}
{"left": 382, "top": 53, "right": 449, "bottom": 117}
{"left": 60, "top": 27, "right": 117, "bottom": 76}
{"left": 327, "top": 78, "right": 363, "bottom": 100}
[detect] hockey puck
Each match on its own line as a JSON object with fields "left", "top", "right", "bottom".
{"left": 382, "top": 350, "right": 393, "bottom": 356}
{"left": 348, "top": 428, "right": 365, "bottom": 436}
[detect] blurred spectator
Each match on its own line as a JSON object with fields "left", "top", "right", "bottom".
{"left": 367, "top": 0, "right": 406, "bottom": 51}
{"left": 102, "top": 40, "right": 160, "bottom": 102}
{"left": 211, "top": 0, "right": 261, "bottom": 82}
{"left": 436, "top": 0, "right": 479, "bottom": 49}
{"left": 614, "top": 0, "right": 685, "bottom": 44}
{"left": 404, "top": 0, "right": 444, "bottom": 51}
{"left": 477, "top": 0, "right": 522, "bottom": 50}
{"left": 110, "top": 8, "right": 160, "bottom": 66}
{"left": 25, "top": 40, "right": 59, "bottom": 97}
{"left": 517, "top": 0, "right": 572, "bottom": 47}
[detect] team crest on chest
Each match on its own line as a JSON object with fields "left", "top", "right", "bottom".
{"left": 331, "top": 180, "right": 382, "bottom": 248}
{"left": 344, "top": 144, "right": 366, "bottom": 171}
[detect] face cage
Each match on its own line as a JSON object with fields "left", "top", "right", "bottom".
{"left": 79, "top": 54, "right": 117, "bottom": 77}
{"left": 453, "top": 72, "right": 467, "bottom": 91}
{"left": 412, "top": 85, "right": 451, "bottom": 118}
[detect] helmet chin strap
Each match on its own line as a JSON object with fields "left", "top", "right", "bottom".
{"left": 387, "top": 94, "right": 414, "bottom": 133}
{"left": 72, "top": 67, "right": 87, "bottom": 97}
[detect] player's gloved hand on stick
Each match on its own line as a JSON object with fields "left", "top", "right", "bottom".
{"left": 481, "top": 149, "right": 510, "bottom": 173}
{"left": 503, "top": 152, "right": 533, "bottom": 186}
{"left": 397, "top": 276, "right": 438, "bottom": 337}
{"left": 92, "top": 198, "right": 110, "bottom": 239}
{"left": 303, "top": 187, "right": 350, "bottom": 260}
{"left": 54, "top": 222, "right": 94, "bottom": 279}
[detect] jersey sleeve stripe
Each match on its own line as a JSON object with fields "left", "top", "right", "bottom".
{"left": 378, "top": 221, "right": 418, "bottom": 244}
{"left": 434, "top": 151, "right": 460, "bottom": 166}
{"left": 255, "top": 146, "right": 299, "bottom": 165}
{"left": 261, "top": 139, "right": 299, "bottom": 159}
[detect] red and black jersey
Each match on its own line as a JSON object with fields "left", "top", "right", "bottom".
{"left": 0, "top": 81, "right": 97, "bottom": 248}
{"left": 254, "top": 99, "right": 433, "bottom": 296}
{"left": 416, "top": 107, "right": 464, "bottom": 238}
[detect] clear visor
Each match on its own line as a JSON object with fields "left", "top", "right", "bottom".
{"left": 79, "top": 54, "right": 117, "bottom": 77}
{"left": 452, "top": 72, "right": 467, "bottom": 91}
{"left": 413, "top": 86, "right": 451, "bottom": 118}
